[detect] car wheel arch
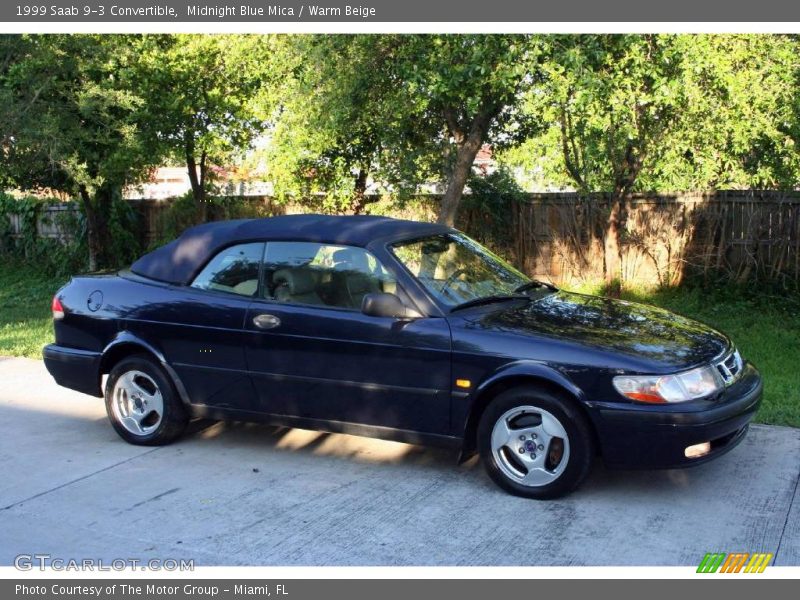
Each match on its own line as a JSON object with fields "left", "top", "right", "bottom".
{"left": 100, "top": 335, "right": 191, "bottom": 406}
{"left": 458, "top": 367, "right": 599, "bottom": 463}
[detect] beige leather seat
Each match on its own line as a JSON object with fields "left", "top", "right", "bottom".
{"left": 331, "top": 248, "right": 381, "bottom": 309}
{"left": 272, "top": 269, "right": 323, "bottom": 305}
{"left": 232, "top": 279, "right": 258, "bottom": 297}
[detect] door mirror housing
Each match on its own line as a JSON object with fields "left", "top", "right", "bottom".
{"left": 361, "top": 293, "right": 422, "bottom": 320}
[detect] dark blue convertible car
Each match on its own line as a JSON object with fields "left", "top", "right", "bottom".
{"left": 43, "top": 215, "right": 762, "bottom": 498}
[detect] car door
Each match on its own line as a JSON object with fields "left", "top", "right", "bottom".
{"left": 243, "top": 241, "right": 453, "bottom": 435}
{"left": 127, "top": 242, "right": 264, "bottom": 411}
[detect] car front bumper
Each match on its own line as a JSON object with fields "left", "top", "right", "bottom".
{"left": 590, "top": 362, "right": 762, "bottom": 469}
{"left": 43, "top": 344, "right": 103, "bottom": 397}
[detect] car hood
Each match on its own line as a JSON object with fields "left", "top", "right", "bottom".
{"left": 464, "top": 291, "right": 730, "bottom": 371}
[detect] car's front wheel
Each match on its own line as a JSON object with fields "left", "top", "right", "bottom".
{"left": 105, "top": 355, "right": 188, "bottom": 446}
{"left": 478, "top": 385, "right": 594, "bottom": 499}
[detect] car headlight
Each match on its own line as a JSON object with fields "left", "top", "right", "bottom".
{"left": 613, "top": 365, "right": 723, "bottom": 404}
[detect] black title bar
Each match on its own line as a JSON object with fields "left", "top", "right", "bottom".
{"left": 3, "top": 0, "right": 800, "bottom": 23}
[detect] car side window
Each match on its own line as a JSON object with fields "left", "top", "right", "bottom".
{"left": 262, "top": 241, "right": 396, "bottom": 310}
{"left": 190, "top": 242, "right": 265, "bottom": 297}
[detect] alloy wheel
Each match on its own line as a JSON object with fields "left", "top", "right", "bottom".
{"left": 490, "top": 405, "right": 571, "bottom": 487}
{"left": 111, "top": 369, "right": 164, "bottom": 436}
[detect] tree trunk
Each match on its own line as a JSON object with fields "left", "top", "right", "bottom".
{"left": 438, "top": 106, "right": 495, "bottom": 227}
{"left": 604, "top": 140, "right": 642, "bottom": 296}
{"left": 440, "top": 136, "right": 490, "bottom": 228}
{"left": 604, "top": 190, "right": 625, "bottom": 296}
{"left": 78, "top": 185, "right": 110, "bottom": 272}
{"left": 351, "top": 168, "right": 369, "bottom": 214}
{"left": 185, "top": 133, "right": 207, "bottom": 224}
{"left": 198, "top": 153, "right": 208, "bottom": 221}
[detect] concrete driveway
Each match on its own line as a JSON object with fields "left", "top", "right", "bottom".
{"left": 1, "top": 356, "right": 798, "bottom": 566}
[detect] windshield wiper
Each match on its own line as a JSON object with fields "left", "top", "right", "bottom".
{"left": 449, "top": 281, "right": 556, "bottom": 313}
{"left": 514, "top": 280, "right": 557, "bottom": 294}
{"left": 450, "top": 294, "right": 531, "bottom": 312}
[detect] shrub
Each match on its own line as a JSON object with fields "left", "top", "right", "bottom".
{"left": 459, "top": 167, "right": 526, "bottom": 257}
{"left": 0, "top": 191, "right": 139, "bottom": 275}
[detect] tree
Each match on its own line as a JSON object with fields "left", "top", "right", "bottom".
{"left": 266, "top": 35, "right": 402, "bottom": 213}
{"left": 393, "top": 36, "right": 545, "bottom": 226}
{"left": 546, "top": 35, "right": 685, "bottom": 290}
{"left": 0, "top": 34, "right": 161, "bottom": 270}
{"left": 649, "top": 35, "right": 799, "bottom": 190}
{"left": 506, "top": 34, "right": 799, "bottom": 290}
{"left": 268, "top": 35, "right": 545, "bottom": 225}
{"left": 137, "top": 35, "right": 274, "bottom": 223}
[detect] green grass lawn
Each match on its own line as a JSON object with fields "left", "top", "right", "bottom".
{"left": 1, "top": 261, "right": 798, "bottom": 427}
{"left": 0, "top": 262, "right": 64, "bottom": 359}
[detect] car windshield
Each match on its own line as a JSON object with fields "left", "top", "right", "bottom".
{"left": 391, "top": 233, "right": 543, "bottom": 308}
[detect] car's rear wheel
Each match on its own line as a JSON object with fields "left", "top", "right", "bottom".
{"left": 105, "top": 355, "right": 188, "bottom": 446}
{"left": 478, "top": 385, "right": 594, "bottom": 499}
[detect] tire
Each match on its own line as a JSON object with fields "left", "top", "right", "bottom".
{"left": 477, "top": 385, "right": 594, "bottom": 499}
{"left": 105, "top": 355, "right": 188, "bottom": 446}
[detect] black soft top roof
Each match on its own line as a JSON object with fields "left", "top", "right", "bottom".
{"left": 130, "top": 214, "right": 452, "bottom": 285}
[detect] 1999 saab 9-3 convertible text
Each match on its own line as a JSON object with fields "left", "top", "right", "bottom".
{"left": 43, "top": 215, "right": 762, "bottom": 498}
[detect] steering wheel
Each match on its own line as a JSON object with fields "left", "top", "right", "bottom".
{"left": 440, "top": 268, "right": 470, "bottom": 300}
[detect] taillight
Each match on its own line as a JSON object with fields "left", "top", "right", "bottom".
{"left": 52, "top": 296, "right": 65, "bottom": 320}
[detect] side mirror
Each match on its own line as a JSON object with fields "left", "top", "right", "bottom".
{"left": 361, "top": 293, "right": 422, "bottom": 320}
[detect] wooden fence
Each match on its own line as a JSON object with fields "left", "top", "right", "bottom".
{"left": 512, "top": 191, "right": 800, "bottom": 287}
{"left": 5, "top": 203, "right": 76, "bottom": 242}
{"left": 5, "top": 191, "right": 800, "bottom": 287}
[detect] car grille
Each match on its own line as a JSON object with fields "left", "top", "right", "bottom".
{"left": 714, "top": 348, "right": 744, "bottom": 385}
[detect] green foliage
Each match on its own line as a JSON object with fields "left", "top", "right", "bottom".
{"left": 504, "top": 34, "right": 800, "bottom": 193}
{"left": 506, "top": 35, "right": 688, "bottom": 194}
{"left": 0, "top": 191, "right": 141, "bottom": 275}
{"left": 0, "top": 193, "right": 36, "bottom": 255}
{"left": 0, "top": 193, "right": 87, "bottom": 276}
{"left": 148, "top": 192, "right": 196, "bottom": 248}
{"left": 136, "top": 34, "right": 268, "bottom": 156}
{"left": 206, "top": 195, "right": 286, "bottom": 222}
{"left": 51, "top": 205, "right": 89, "bottom": 273}
{"left": 460, "top": 167, "right": 526, "bottom": 250}
{"left": 266, "top": 35, "right": 422, "bottom": 208}
{"left": 0, "top": 35, "right": 157, "bottom": 195}
{"left": 0, "top": 34, "right": 164, "bottom": 269}
{"left": 637, "top": 35, "right": 799, "bottom": 190}
{"left": 392, "top": 35, "right": 542, "bottom": 149}
{"left": 150, "top": 192, "right": 285, "bottom": 249}
{"left": 266, "top": 36, "right": 371, "bottom": 204}
{"left": 136, "top": 34, "right": 277, "bottom": 221}
{"left": 104, "top": 193, "right": 143, "bottom": 267}
{"left": 362, "top": 195, "right": 439, "bottom": 221}
{"left": 267, "top": 35, "right": 544, "bottom": 218}
{"left": 465, "top": 168, "right": 527, "bottom": 205}
{"left": 501, "top": 34, "right": 800, "bottom": 287}
{"left": 4, "top": 33, "right": 800, "bottom": 277}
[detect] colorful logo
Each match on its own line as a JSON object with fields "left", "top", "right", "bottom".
{"left": 697, "top": 552, "right": 773, "bottom": 573}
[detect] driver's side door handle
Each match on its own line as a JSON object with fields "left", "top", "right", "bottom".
{"left": 253, "top": 314, "right": 281, "bottom": 330}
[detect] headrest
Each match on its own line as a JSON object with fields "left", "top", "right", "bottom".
{"left": 273, "top": 268, "right": 316, "bottom": 295}
{"left": 332, "top": 247, "right": 369, "bottom": 272}
{"left": 232, "top": 279, "right": 258, "bottom": 297}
